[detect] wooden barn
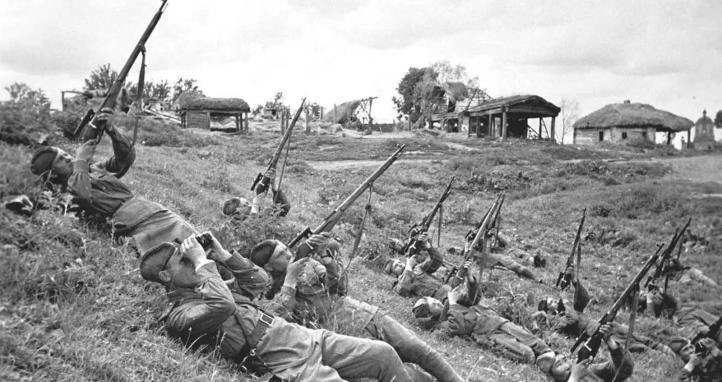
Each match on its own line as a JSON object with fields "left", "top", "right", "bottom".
{"left": 176, "top": 95, "right": 250, "bottom": 132}
{"left": 462, "top": 95, "right": 560, "bottom": 141}
{"left": 573, "top": 101, "right": 692, "bottom": 146}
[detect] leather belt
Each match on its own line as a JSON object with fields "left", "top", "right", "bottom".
{"left": 238, "top": 311, "right": 274, "bottom": 362}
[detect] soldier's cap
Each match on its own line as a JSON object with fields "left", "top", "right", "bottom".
{"left": 30, "top": 146, "right": 59, "bottom": 175}
{"left": 413, "top": 296, "right": 443, "bottom": 319}
{"left": 222, "top": 197, "right": 251, "bottom": 216}
{"left": 140, "top": 242, "right": 177, "bottom": 283}
{"left": 668, "top": 337, "right": 691, "bottom": 354}
{"left": 250, "top": 239, "right": 285, "bottom": 267}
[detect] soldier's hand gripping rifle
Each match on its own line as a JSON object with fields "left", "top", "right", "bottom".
{"left": 288, "top": 145, "right": 406, "bottom": 259}
{"left": 571, "top": 246, "right": 662, "bottom": 362}
{"left": 556, "top": 208, "right": 587, "bottom": 291}
{"left": 444, "top": 193, "right": 503, "bottom": 282}
{"left": 691, "top": 315, "right": 722, "bottom": 354}
{"left": 401, "top": 176, "right": 455, "bottom": 256}
{"left": 73, "top": 0, "right": 169, "bottom": 142}
{"left": 251, "top": 98, "right": 306, "bottom": 195}
{"left": 644, "top": 218, "right": 691, "bottom": 290}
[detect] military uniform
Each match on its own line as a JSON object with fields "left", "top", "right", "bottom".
{"left": 162, "top": 260, "right": 417, "bottom": 382}
{"left": 271, "top": 257, "right": 463, "bottom": 382}
{"left": 393, "top": 265, "right": 450, "bottom": 299}
{"left": 61, "top": 124, "right": 196, "bottom": 255}
{"left": 441, "top": 302, "right": 552, "bottom": 364}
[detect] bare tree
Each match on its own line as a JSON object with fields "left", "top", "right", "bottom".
{"left": 559, "top": 98, "right": 580, "bottom": 144}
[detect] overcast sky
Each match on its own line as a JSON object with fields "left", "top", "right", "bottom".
{"left": 1, "top": 0, "right": 720, "bottom": 123}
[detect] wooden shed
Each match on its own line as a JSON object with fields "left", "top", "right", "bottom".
{"left": 573, "top": 101, "right": 692, "bottom": 146}
{"left": 177, "top": 95, "right": 250, "bottom": 132}
{"left": 462, "top": 95, "right": 560, "bottom": 141}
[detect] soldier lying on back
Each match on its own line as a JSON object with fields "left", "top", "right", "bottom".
{"left": 249, "top": 235, "right": 465, "bottom": 382}
{"left": 536, "top": 282, "right": 674, "bottom": 355}
{"left": 140, "top": 233, "right": 422, "bottom": 382}
{"left": 413, "top": 272, "right": 560, "bottom": 379}
{"left": 385, "top": 237, "right": 452, "bottom": 299}
{"left": 668, "top": 338, "right": 722, "bottom": 382}
{"left": 645, "top": 288, "right": 721, "bottom": 345}
{"left": 222, "top": 168, "right": 290, "bottom": 220}
{"left": 28, "top": 108, "right": 195, "bottom": 256}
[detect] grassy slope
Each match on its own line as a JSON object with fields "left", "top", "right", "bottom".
{"left": 1, "top": 123, "right": 721, "bottom": 381}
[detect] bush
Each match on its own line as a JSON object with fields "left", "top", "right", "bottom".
{"left": 0, "top": 102, "right": 59, "bottom": 145}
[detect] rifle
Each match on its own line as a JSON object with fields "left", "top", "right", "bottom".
{"left": 571, "top": 247, "right": 662, "bottom": 362}
{"left": 401, "top": 176, "right": 456, "bottom": 255}
{"left": 288, "top": 145, "right": 406, "bottom": 259}
{"left": 251, "top": 98, "right": 306, "bottom": 195}
{"left": 556, "top": 208, "right": 587, "bottom": 291}
{"left": 73, "top": 0, "right": 169, "bottom": 141}
{"left": 691, "top": 315, "right": 722, "bottom": 354}
{"left": 644, "top": 218, "right": 691, "bottom": 290}
{"left": 444, "top": 193, "right": 504, "bottom": 284}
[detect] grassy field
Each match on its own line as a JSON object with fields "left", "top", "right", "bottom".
{"left": 1, "top": 121, "right": 721, "bottom": 381}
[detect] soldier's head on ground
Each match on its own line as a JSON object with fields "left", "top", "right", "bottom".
{"left": 222, "top": 197, "right": 252, "bottom": 219}
{"left": 384, "top": 258, "right": 405, "bottom": 276}
{"left": 31, "top": 146, "right": 74, "bottom": 184}
{"left": 538, "top": 297, "right": 567, "bottom": 316}
{"left": 140, "top": 239, "right": 204, "bottom": 289}
{"left": 413, "top": 296, "right": 445, "bottom": 320}
{"left": 645, "top": 286, "right": 678, "bottom": 318}
{"left": 250, "top": 239, "right": 293, "bottom": 275}
{"left": 669, "top": 338, "right": 695, "bottom": 362}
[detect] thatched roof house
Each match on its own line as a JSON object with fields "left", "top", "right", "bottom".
{"left": 573, "top": 101, "right": 692, "bottom": 145}
{"left": 323, "top": 100, "right": 363, "bottom": 124}
{"left": 176, "top": 93, "right": 250, "bottom": 132}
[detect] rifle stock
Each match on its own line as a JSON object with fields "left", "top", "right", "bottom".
{"left": 252, "top": 98, "right": 306, "bottom": 194}
{"left": 289, "top": 145, "right": 406, "bottom": 259}
{"left": 73, "top": 0, "right": 169, "bottom": 141}
{"left": 402, "top": 176, "right": 455, "bottom": 255}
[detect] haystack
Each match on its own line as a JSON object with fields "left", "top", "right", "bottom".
{"left": 323, "top": 100, "right": 362, "bottom": 124}
{"left": 574, "top": 102, "right": 692, "bottom": 132}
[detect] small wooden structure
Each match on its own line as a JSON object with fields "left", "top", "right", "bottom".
{"left": 692, "top": 110, "right": 715, "bottom": 150}
{"left": 449, "top": 95, "right": 560, "bottom": 141}
{"left": 573, "top": 101, "right": 692, "bottom": 146}
{"left": 177, "top": 95, "right": 250, "bottom": 132}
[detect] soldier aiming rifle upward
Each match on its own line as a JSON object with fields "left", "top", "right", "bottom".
{"left": 251, "top": 98, "right": 306, "bottom": 196}
{"left": 400, "top": 176, "right": 455, "bottom": 274}
{"left": 571, "top": 243, "right": 665, "bottom": 363}
{"left": 74, "top": 0, "right": 169, "bottom": 142}
{"left": 557, "top": 208, "right": 586, "bottom": 291}
{"left": 644, "top": 218, "right": 691, "bottom": 293}
{"left": 288, "top": 145, "right": 406, "bottom": 259}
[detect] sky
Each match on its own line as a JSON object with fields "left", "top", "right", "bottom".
{"left": 1, "top": 0, "right": 721, "bottom": 125}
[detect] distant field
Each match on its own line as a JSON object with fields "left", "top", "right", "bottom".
{"left": 1, "top": 122, "right": 720, "bottom": 381}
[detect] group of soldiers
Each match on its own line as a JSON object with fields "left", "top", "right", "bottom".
{"left": 8, "top": 106, "right": 721, "bottom": 382}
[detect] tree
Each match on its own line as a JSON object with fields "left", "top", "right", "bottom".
{"left": 4, "top": 82, "right": 50, "bottom": 116}
{"left": 127, "top": 80, "right": 172, "bottom": 104}
{"left": 171, "top": 78, "right": 203, "bottom": 102}
{"left": 84, "top": 63, "right": 118, "bottom": 91}
{"left": 715, "top": 110, "right": 722, "bottom": 128}
{"left": 392, "top": 67, "right": 433, "bottom": 122}
{"left": 559, "top": 98, "right": 580, "bottom": 144}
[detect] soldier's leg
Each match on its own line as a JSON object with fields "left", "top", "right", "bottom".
{"left": 483, "top": 332, "right": 536, "bottom": 364}
{"left": 497, "top": 322, "right": 552, "bottom": 358}
{"left": 319, "top": 330, "right": 414, "bottom": 382}
{"left": 487, "top": 252, "right": 536, "bottom": 280}
{"left": 368, "top": 313, "right": 464, "bottom": 382}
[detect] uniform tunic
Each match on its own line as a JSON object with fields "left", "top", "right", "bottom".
{"left": 164, "top": 262, "right": 415, "bottom": 382}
